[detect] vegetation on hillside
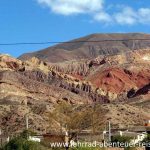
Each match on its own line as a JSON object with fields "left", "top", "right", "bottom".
{"left": 48, "top": 102, "right": 106, "bottom": 134}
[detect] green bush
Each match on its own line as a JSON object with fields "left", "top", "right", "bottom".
{"left": 3, "top": 130, "right": 44, "bottom": 150}
{"left": 23, "top": 140, "right": 40, "bottom": 150}
{"left": 143, "top": 134, "right": 150, "bottom": 142}
{"left": 111, "top": 135, "right": 132, "bottom": 143}
{"left": 3, "top": 137, "right": 41, "bottom": 150}
{"left": 20, "top": 130, "right": 37, "bottom": 140}
{"left": 111, "top": 135, "right": 134, "bottom": 150}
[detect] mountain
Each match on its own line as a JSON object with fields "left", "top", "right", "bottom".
{"left": 0, "top": 54, "right": 91, "bottom": 133}
{"left": 0, "top": 48, "right": 150, "bottom": 133}
{"left": 1, "top": 33, "right": 150, "bottom": 134}
{"left": 19, "top": 33, "right": 150, "bottom": 63}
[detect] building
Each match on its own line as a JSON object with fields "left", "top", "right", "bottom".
{"left": 29, "top": 135, "right": 43, "bottom": 142}
{"left": 110, "top": 130, "right": 147, "bottom": 144}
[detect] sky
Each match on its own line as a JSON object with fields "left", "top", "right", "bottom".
{"left": 0, "top": 0, "right": 150, "bottom": 57}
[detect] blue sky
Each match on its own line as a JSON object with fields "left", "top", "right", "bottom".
{"left": 0, "top": 0, "right": 150, "bottom": 57}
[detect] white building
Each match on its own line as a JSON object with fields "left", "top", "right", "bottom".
{"left": 29, "top": 136, "right": 42, "bottom": 142}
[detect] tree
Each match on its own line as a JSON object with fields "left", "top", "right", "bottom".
{"left": 3, "top": 137, "right": 41, "bottom": 150}
{"left": 48, "top": 103, "right": 104, "bottom": 134}
{"left": 111, "top": 135, "right": 132, "bottom": 143}
{"left": 20, "top": 130, "right": 36, "bottom": 140}
{"left": 143, "top": 133, "right": 150, "bottom": 142}
{"left": 48, "top": 101, "right": 72, "bottom": 133}
{"left": 111, "top": 135, "right": 133, "bottom": 150}
{"left": 3, "top": 130, "right": 42, "bottom": 150}
{"left": 142, "top": 134, "right": 150, "bottom": 150}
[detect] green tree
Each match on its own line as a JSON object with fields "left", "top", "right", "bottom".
{"left": 111, "top": 135, "right": 132, "bottom": 143}
{"left": 111, "top": 135, "right": 133, "bottom": 150}
{"left": 3, "top": 130, "right": 42, "bottom": 150}
{"left": 143, "top": 134, "right": 150, "bottom": 142}
{"left": 4, "top": 137, "right": 43, "bottom": 150}
{"left": 142, "top": 134, "right": 150, "bottom": 150}
{"left": 20, "top": 130, "right": 36, "bottom": 140}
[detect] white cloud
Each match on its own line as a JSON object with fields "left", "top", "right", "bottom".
{"left": 37, "top": 0, "right": 150, "bottom": 25}
{"left": 114, "top": 7, "right": 137, "bottom": 25}
{"left": 113, "top": 7, "right": 150, "bottom": 25}
{"left": 94, "top": 12, "right": 112, "bottom": 23}
{"left": 138, "top": 8, "right": 150, "bottom": 24}
{"left": 37, "top": 0, "right": 104, "bottom": 15}
{"left": 94, "top": 6, "right": 150, "bottom": 25}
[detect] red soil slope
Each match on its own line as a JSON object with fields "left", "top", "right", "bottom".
{"left": 87, "top": 67, "right": 150, "bottom": 94}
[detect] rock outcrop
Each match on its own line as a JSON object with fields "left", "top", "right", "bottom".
{"left": 0, "top": 47, "right": 150, "bottom": 134}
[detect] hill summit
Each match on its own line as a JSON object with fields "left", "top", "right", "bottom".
{"left": 19, "top": 33, "right": 150, "bottom": 62}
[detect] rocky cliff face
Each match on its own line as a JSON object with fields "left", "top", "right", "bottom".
{"left": 0, "top": 55, "right": 92, "bottom": 133}
{"left": 39, "top": 49, "right": 150, "bottom": 100}
{"left": 0, "top": 47, "right": 150, "bottom": 134}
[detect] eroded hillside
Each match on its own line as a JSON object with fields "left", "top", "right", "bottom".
{"left": 0, "top": 48, "right": 150, "bottom": 134}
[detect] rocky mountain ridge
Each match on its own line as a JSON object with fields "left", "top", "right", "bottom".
{"left": 0, "top": 34, "right": 150, "bottom": 134}
{"left": 19, "top": 33, "right": 150, "bottom": 63}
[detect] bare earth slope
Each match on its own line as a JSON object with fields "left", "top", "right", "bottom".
{"left": 0, "top": 49, "right": 150, "bottom": 134}
{"left": 19, "top": 33, "right": 150, "bottom": 63}
{"left": 1, "top": 33, "right": 150, "bottom": 134}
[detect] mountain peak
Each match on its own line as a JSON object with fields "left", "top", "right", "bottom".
{"left": 19, "top": 33, "right": 150, "bottom": 63}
